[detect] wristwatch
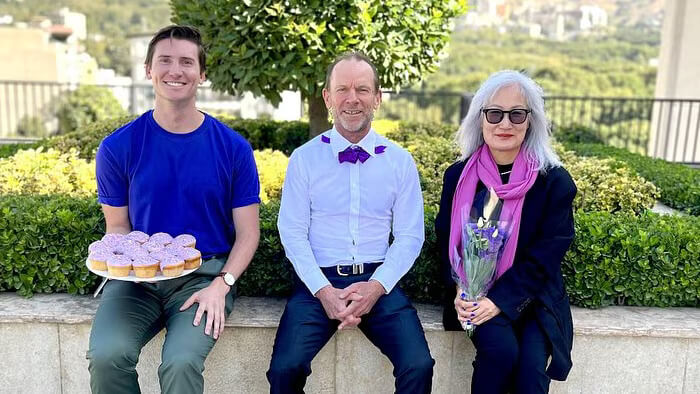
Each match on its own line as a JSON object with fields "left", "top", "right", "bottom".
{"left": 218, "top": 271, "right": 236, "bottom": 287}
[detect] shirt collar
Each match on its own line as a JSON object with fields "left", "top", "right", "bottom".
{"left": 328, "top": 127, "right": 378, "bottom": 157}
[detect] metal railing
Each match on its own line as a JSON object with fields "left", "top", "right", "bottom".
{"left": 379, "top": 90, "right": 465, "bottom": 125}
{"left": 545, "top": 96, "right": 700, "bottom": 163}
{"left": 1, "top": 80, "right": 698, "bottom": 163}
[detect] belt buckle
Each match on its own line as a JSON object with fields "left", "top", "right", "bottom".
{"left": 353, "top": 263, "right": 364, "bottom": 275}
{"left": 337, "top": 265, "right": 349, "bottom": 276}
{"left": 336, "top": 263, "right": 364, "bottom": 276}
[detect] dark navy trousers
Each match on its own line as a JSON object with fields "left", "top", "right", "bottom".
{"left": 470, "top": 310, "right": 552, "bottom": 394}
{"left": 267, "top": 269, "right": 434, "bottom": 394}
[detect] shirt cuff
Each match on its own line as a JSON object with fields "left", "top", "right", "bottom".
{"left": 369, "top": 268, "right": 396, "bottom": 294}
{"left": 303, "top": 268, "right": 332, "bottom": 296}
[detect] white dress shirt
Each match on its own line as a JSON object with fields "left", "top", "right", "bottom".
{"left": 277, "top": 128, "right": 425, "bottom": 295}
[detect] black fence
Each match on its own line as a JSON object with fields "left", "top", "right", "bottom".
{"left": 546, "top": 96, "right": 700, "bottom": 163}
{"left": 1, "top": 80, "right": 698, "bottom": 163}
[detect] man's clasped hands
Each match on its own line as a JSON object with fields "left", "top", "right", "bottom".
{"left": 315, "top": 279, "right": 386, "bottom": 329}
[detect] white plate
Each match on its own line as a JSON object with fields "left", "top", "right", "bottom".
{"left": 86, "top": 258, "right": 200, "bottom": 282}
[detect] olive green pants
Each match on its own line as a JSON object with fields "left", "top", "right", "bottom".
{"left": 87, "top": 257, "right": 234, "bottom": 394}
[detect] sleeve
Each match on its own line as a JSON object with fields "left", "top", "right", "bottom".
{"left": 96, "top": 141, "right": 128, "bottom": 207}
{"left": 487, "top": 169, "right": 577, "bottom": 321}
{"left": 231, "top": 141, "right": 262, "bottom": 208}
{"left": 277, "top": 150, "right": 330, "bottom": 295}
{"left": 370, "top": 153, "right": 425, "bottom": 293}
{"left": 435, "top": 163, "right": 459, "bottom": 286}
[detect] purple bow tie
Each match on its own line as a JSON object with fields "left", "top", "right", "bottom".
{"left": 338, "top": 146, "right": 371, "bottom": 164}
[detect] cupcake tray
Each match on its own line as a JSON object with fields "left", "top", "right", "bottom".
{"left": 86, "top": 259, "right": 200, "bottom": 282}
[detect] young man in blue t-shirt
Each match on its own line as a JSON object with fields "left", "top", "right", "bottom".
{"left": 88, "top": 25, "right": 261, "bottom": 394}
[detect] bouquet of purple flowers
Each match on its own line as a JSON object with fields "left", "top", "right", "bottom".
{"left": 451, "top": 188, "right": 509, "bottom": 336}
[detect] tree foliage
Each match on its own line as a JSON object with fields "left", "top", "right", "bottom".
{"left": 171, "top": 0, "right": 467, "bottom": 134}
{"left": 55, "top": 86, "right": 127, "bottom": 134}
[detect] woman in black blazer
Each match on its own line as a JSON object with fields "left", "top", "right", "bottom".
{"left": 435, "top": 70, "right": 577, "bottom": 393}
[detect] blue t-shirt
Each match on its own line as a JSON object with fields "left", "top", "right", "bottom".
{"left": 96, "top": 110, "right": 261, "bottom": 258}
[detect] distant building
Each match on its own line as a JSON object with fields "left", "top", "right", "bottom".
{"left": 579, "top": 5, "right": 608, "bottom": 31}
{"left": 0, "top": 9, "right": 99, "bottom": 137}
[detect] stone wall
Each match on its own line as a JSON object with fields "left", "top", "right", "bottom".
{"left": 1, "top": 293, "right": 698, "bottom": 393}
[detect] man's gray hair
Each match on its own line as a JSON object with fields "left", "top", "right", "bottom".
{"left": 455, "top": 70, "right": 562, "bottom": 171}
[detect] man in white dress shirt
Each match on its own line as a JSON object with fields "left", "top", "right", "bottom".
{"left": 266, "top": 52, "right": 434, "bottom": 393}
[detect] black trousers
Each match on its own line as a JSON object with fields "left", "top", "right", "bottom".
{"left": 470, "top": 309, "right": 552, "bottom": 394}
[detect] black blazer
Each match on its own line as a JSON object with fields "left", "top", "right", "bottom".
{"left": 435, "top": 159, "right": 577, "bottom": 381}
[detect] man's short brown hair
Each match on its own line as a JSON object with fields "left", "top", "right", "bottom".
{"left": 325, "top": 52, "right": 380, "bottom": 92}
{"left": 145, "top": 25, "right": 206, "bottom": 72}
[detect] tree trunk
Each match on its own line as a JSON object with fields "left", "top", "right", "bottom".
{"left": 308, "top": 94, "right": 331, "bottom": 138}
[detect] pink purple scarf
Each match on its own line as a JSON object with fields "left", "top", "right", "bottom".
{"left": 448, "top": 144, "right": 539, "bottom": 279}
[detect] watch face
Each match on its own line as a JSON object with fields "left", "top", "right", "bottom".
{"left": 223, "top": 272, "right": 236, "bottom": 286}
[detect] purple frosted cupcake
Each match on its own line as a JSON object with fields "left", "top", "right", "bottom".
{"left": 132, "top": 256, "right": 159, "bottom": 278}
{"left": 106, "top": 255, "right": 132, "bottom": 277}
{"left": 113, "top": 239, "right": 141, "bottom": 255}
{"left": 126, "top": 230, "right": 149, "bottom": 244}
{"left": 88, "top": 250, "right": 114, "bottom": 271}
{"left": 142, "top": 240, "right": 165, "bottom": 253}
{"left": 124, "top": 246, "right": 150, "bottom": 260}
{"left": 88, "top": 240, "right": 111, "bottom": 253}
{"left": 180, "top": 247, "right": 202, "bottom": 269}
{"left": 164, "top": 244, "right": 186, "bottom": 256}
{"left": 160, "top": 255, "right": 185, "bottom": 277}
{"left": 149, "top": 250, "right": 174, "bottom": 263}
{"left": 150, "top": 232, "right": 173, "bottom": 245}
{"left": 173, "top": 234, "right": 196, "bottom": 248}
{"left": 101, "top": 233, "right": 126, "bottom": 248}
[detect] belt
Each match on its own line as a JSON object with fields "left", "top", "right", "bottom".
{"left": 321, "top": 262, "right": 382, "bottom": 277}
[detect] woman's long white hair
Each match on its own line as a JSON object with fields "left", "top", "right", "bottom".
{"left": 455, "top": 70, "right": 562, "bottom": 171}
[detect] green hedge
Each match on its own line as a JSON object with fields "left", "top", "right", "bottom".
{"left": 0, "top": 142, "right": 41, "bottom": 159}
{"left": 565, "top": 142, "right": 700, "bottom": 215}
{"left": 2, "top": 194, "right": 699, "bottom": 309}
{"left": 564, "top": 211, "right": 700, "bottom": 308}
{"left": 385, "top": 121, "right": 458, "bottom": 141}
{"left": 0, "top": 195, "right": 104, "bottom": 297}
{"left": 553, "top": 124, "right": 604, "bottom": 145}
{"left": 2, "top": 117, "right": 458, "bottom": 161}
{"left": 39, "top": 115, "right": 309, "bottom": 160}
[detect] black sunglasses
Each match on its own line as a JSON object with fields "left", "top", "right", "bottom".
{"left": 482, "top": 108, "right": 531, "bottom": 124}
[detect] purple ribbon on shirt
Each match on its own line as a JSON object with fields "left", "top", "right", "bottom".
{"left": 321, "top": 134, "right": 386, "bottom": 163}
{"left": 338, "top": 146, "right": 370, "bottom": 164}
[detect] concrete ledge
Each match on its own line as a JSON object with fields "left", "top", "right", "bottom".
{"left": 1, "top": 293, "right": 699, "bottom": 393}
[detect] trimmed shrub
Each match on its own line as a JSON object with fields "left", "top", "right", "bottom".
{"left": 0, "top": 146, "right": 287, "bottom": 208}
{"left": 563, "top": 211, "right": 700, "bottom": 308}
{"left": 38, "top": 115, "right": 308, "bottom": 159}
{"left": 237, "top": 201, "right": 293, "bottom": 297}
{"left": 2, "top": 193, "right": 699, "bottom": 308}
{"left": 0, "top": 142, "right": 42, "bottom": 159}
{"left": 565, "top": 142, "right": 700, "bottom": 215}
{"left": 0, "top": 148, "right": 95, "bottom": 197}
{"left": 55, "top": 86, "right": 128, "bottom": 135}
{"left": 372, "top": 119, "right": 400, "bottom": 135}
{"left": 216, "top": 116, "right": 309, "bottom": 156}
{"left": 254, "top": 149, "right": 288, "bottom": 203}
{"left": 385, "top": 121, "right": 457, "bottom": 142}
{"left": 399, "top": 207, "right": 447, "bottom": 303}
{"left": 44, "top": 115, "right": 137, "bottom": 160}
{"left": 554, "top": 124, "right": 604, "bottom": 145}
{"left": 0, "top": 195, "right": 104, "bottom": 297}
{"left": 400, "top": 135, "right": 460, "bottom": 208}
